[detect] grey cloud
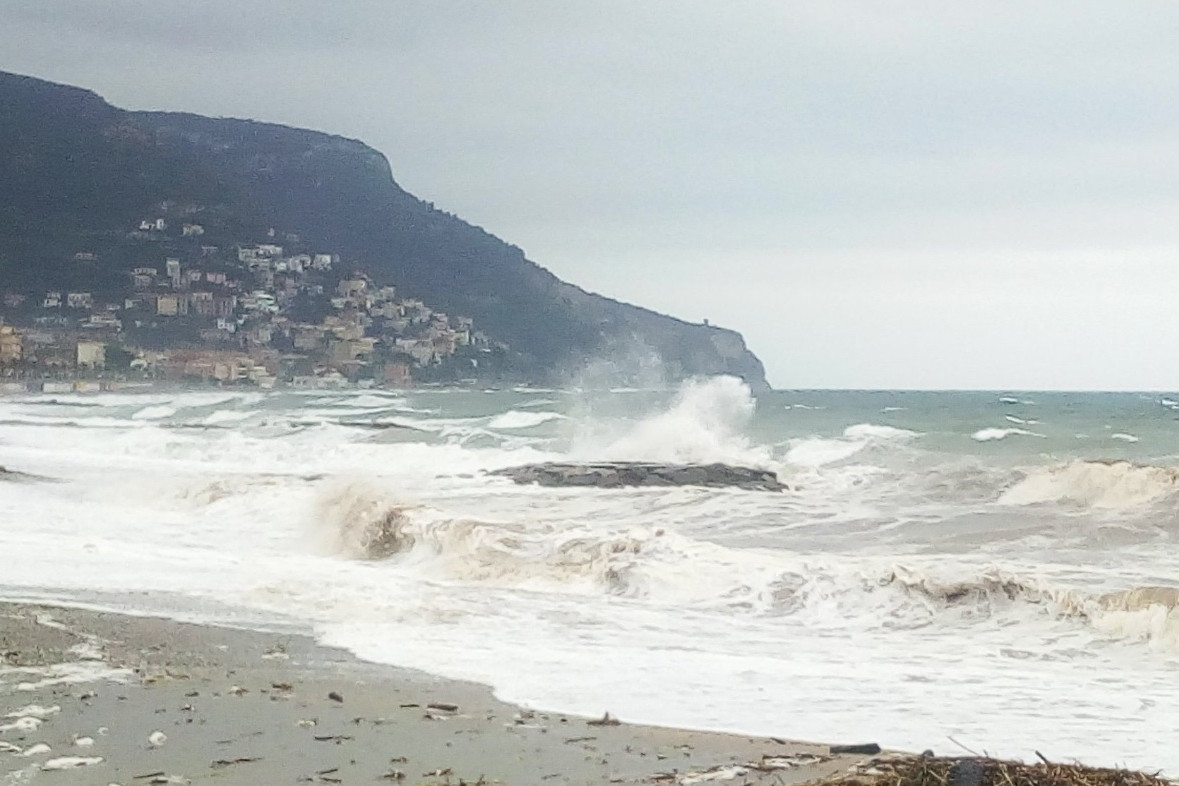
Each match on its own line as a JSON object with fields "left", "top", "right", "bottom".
{"left": 3, "top": 1, "right": 1179, "bottom": 386}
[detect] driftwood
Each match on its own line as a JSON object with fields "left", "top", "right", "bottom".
{"left": 813, "top": 754, "right": 1174, "bottom": 786}
{"left": 491, "top": 462, "right": 786, "bottom": 492}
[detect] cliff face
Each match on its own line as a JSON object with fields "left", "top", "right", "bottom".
{"left": 0, "top": 70, "right": 768, "bottom": 389}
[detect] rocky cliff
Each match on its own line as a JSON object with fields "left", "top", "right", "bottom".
{"left": 0, "top": 70, "right": 768, "bottom": 388}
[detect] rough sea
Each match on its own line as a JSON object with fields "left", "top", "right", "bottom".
{"left": 2, "top": 379, "right": 1178, "bottom": 770}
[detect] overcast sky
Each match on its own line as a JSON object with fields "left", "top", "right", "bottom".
{"left": 4, "top": 1, "right": 1179, "bottom": 389}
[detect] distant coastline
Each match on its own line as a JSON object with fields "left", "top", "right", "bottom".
{"left": 0, "top": 69, "right": 770, "bottom": 391}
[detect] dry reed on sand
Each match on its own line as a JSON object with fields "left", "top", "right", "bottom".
{"left": 815, "top": 755, "right": 1174, "bottom": 786}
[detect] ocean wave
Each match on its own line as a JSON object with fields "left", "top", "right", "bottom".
{"left": 311, "top": 482, "right": 670, "bottom": 596}
{"left": 999, "top": 459, "right": 1179, "bottom": 508}
{"left": 783, "top": 423, "right": 917, "bottom": 468}
{"left": 488, "top": 410, "right": 565, "bottom": 430}
{"left": 883, "top": 566, "right": 1179, "bottom": 651}
{"left": 131, "top": 405, "right": 177, "bottom": 420}
{"left": 971, "top": 427, "right": 1045, "bottom": 442}
{"left": 0, "top": 415, "right": 150, "bottom": 429}
{"left": 311, "top": 479, "right": 1179, "bottom": 655}
{"left": 315, "top": 483, "right": 422, "bottom": 560}
{"left": 202, "top": 409, "right": 255, "bottom": 425}
{"left": 883, "top": 566, "right": 1080, "bottom": 613}
{"left": 1092, "top": 588, "right": 1179, "bottom": 651}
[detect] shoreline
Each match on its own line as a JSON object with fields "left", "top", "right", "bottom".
{"left": 1, "top": 601, "right": 879, "bottom": 785}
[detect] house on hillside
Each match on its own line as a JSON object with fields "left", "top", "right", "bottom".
{"left": 76, "top": 340, "right": 106, "bottom": 369}
{"left": 0, "top": 324, "right": 22, "bottom": 364}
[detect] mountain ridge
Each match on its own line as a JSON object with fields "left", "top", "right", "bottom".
{"left": 0, "top": 69, "right": 769, "bottom": 389}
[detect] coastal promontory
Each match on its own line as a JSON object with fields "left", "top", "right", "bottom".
{"left": 0, "top": 70, "right": 768, "bottom": 389}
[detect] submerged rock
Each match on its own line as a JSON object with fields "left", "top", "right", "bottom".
{"left": 491, "top": 462, "right": 786, "bottom": 492}
{"left": 0, "top": 466, "right": 46, "bottom": 483}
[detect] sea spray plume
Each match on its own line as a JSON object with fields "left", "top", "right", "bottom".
{"left": 314, "top": 482, "right": 420, "bottom": 560}
{"left": 560, "top": 338, "right": 669, "bottom": 392}
{"left": 571, "top": 375, "right": 771, "bottom": 466}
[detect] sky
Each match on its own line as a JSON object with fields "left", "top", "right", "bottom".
{"left": 3, "top": 1, "right": 1179, "bottom": 389}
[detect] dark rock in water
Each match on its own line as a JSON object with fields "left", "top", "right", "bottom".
{"left": 491, "top": 462, "right": 786, "bottom": 492}
{"left": 0, "top": 466, "right": 45, "bottom": 483}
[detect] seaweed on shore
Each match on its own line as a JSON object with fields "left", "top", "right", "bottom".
{"left": 817, "top": 754, "right": 1174, "bottom": 786}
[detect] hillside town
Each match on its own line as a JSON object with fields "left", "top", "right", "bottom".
{"left": 0, "top": 217, "right": 503, "bottom": 391}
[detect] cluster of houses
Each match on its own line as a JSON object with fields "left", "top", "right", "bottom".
{"left": 0, "top": 229, "right": 495, "bottom": 389}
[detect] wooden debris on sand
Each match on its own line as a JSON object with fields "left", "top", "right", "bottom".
{"left": 813, "top": 754, "right": 1174, "bottom": 786}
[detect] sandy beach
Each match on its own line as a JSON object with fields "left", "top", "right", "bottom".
{"left": 1, "top": 602, "right": 880, "bottom": 785}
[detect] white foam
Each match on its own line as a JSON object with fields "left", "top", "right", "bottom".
{"left": 1, "top": 663, "right": 132, "bottom": 692}
{"left": 971, "top": 427, "right": 1045, "bottom": 441}
{"left": 1111, "top": 432, "right": 1139, "bottom": 443}
{"left": 488, "top": 410, "right": 564, "bottom": 430}
{"left": 131, "top": 405, "right": 176, "bottom": 420}
{"left": 41, "top": 756, "right": 103, "bottom": 770}
{"left": 203, "top": 409, "right": 253, "bottom": 425}
{"left": 0, "top": 717, "right": 40, "bottom": 733}
{"left": 784, "top": 423, "right": 915, "bottom": 468}
{"left": 843, "top": 423, "right": 917, "bottom": 441}
{"left": 4, "top": 705, "right": 59, "bottom": 719}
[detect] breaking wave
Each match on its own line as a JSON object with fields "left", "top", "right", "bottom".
{"left": 880, "top": 566, "right": 1179, "bottom": 650}
{"left": 488, "top": 410, "right": 565, "bottom": 430}
{"left": 782, "top": 423, "right": 918, "bottom": 468}
{"left": 312, "top": 481, "right": 1179, "bottom": 652}
{"left": 972, "top": 427, "right": 1045, "bottom": 442}
{"left": 314, "top": 483, "right": 421, "bottom": 560}
{"left": 311, "top": 482, "right": 679, "bottom": 595}
{"left": 883, "top": 566, "right": 1083, "bottom": 613}
{"left": 999, "top": 459, "right": 1179, "bottom": 508}
{"left": 869, "top": 566, "right": 1179, "bottom": 651}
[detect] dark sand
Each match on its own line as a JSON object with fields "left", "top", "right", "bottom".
{"left": 0, "top": 603, "right": 880, "bottom": 785}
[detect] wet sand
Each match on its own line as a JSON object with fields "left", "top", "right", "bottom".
{"left": 0, "top": 602, "right": 880, "bottom": 785}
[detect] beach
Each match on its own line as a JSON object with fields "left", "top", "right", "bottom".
{"left": 0, "top": 602, "right": 875, "bottom": 785}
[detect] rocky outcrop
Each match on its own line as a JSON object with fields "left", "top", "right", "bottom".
{"left": 491, "top": 462, "right": 786, "bottom": 492}
{"left": 0, "top": 466, "right": 45, "bottom": 483}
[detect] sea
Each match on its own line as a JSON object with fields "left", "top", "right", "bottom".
{"left": 2, "top": 378, "right": 1179, "bottom": 771}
